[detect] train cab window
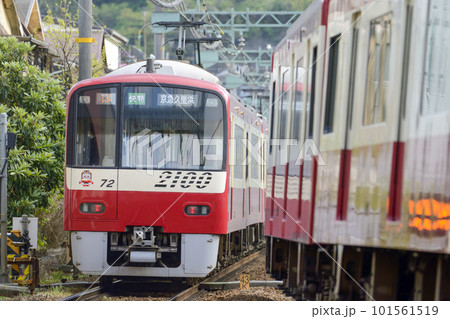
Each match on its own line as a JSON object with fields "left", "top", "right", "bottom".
{"left": 74, "top": 87, "right": 117, "bottom": 167}
{"left": 363, "top": 14, "right": 391, "bottom": 125}
{"left": 324, "top": 34, "right": 340, "bottom": 134}
{"left": 292, "top": 59, "right": 305, "bottom": 140}
{"left": 121, "top": 86, "right": 225, "bottom": 171}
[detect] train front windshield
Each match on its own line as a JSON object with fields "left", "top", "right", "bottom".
{"left": 72, "top": 85, "right": 226, "bottom": 171}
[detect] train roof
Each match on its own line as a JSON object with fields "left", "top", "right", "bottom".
{"left": 275, "top": 0, "right": 324, "bottom": 52}
{"left": 106, "top": 60, "right": 222, "bottom": 85}
{"left": 68, "top": 60, "right": 227, "bottom": 100}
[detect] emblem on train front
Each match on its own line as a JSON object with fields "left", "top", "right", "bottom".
{"left": 79, "top": 170, "right": 94, "bottom": 187}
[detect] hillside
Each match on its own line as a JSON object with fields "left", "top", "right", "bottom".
{"left": 40, "top": 0, "right": 312, "bottom": 51}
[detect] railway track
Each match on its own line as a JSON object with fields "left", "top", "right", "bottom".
{"left": 169, "top": 249, "right": 265, "bottom": 301}
{"left": 61, "top": 280, "right": 121, "bottom": 301}
{"left": 61, "top": 249, "right": 267, "bottom": 301}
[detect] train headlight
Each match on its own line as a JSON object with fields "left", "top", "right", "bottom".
{"left": 185, "top": 205, "right": 210, "bottom": 216}
{"left": 80, "top": 203, "right": 105, "bottom": 214}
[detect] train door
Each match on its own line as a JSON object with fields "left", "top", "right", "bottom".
{"left": 316, "top": 12, "right": 347, "bottom": 244}
{"left": 407, "top": 0, "right": 450, "bottom": 258}
{"left": 298, "top": 42, "right": 320, "bottom": 244}
{"left": 231, "top": 115, "right": 246, "bottom": 231}
{"left": 228, "top": 114, "right": 234, "bottom": 224}
{"left": 249, "top": 125, "right": 261, "bottom": 224}
{"left": 282, "top": 51, "right": 302, "bottom": 239}
{"left": 274, "top": 67, "right": 292, "bottom": 237}
{"left": 387, "top": 4, "right": 414, "bottom": 223}
{"left": 260, "top": 130, "right": 267, "bottom": 223}
{"left": 266, "top": 60, "right": 290, "bottom": 238}
{"left": 243, "top": 124, "right": 249, "bottom": 221}
{"left": 265, "top": 77, "right": 277, "bottom": 236}
{"left": 285, "top": 57, "right": 306, "bottom": 240}
{"left": 349, "top": 2, "right": 405, "bottom": 244}
{"left": 336, "top": 14, "right": 359, "bottom": 222}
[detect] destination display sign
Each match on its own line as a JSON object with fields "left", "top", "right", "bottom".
{"left": 95, "top": 93, "right": 116, "bottom": 105}
{"left": 158, "top": 94, "right": 198, "bottom": 107}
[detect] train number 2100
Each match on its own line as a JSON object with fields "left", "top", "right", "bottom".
{"left": 155, "top": 171, "right": 212, "bottom": 189}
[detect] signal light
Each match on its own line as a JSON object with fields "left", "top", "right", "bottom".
{"left": 80, "top": 203, "right": 105, "bottom": 214}
{"left": 185, "top": 205, "right": 210, "bottom": 216}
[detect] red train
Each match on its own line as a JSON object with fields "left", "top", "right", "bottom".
{"left": 64, "top": 59, "right": 267, "bottom": 280}
{"left": 265, "top": 0, "right": 450, "bottom": 300}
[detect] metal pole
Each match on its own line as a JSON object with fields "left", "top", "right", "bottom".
{"left": 143, "top": 11, "right": 147, "bottom": 57}
{"left": 78, "top": 0, "right": 92, "bottom": 81}
{"left": 0, "top": 113, "right": 8, "bottom": 283}
{"left": 21, "top": 215, "right": 29, "bottom": 255}
{"left": 154, "top": 5, "right": 164, "bottom": 59}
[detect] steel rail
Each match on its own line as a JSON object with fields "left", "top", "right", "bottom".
{"left": 60, "top": 250, "right": 265, "bottom": 301}
{"left": 39, "top": 281, "right": 98, "bottom": 289}
{"left": 169, "top": 249, "right": 265, "bottom": 301}
{"left": 61, "top": 280, "right": 121, "bottom": 301}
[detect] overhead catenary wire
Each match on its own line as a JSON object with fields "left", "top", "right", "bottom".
{"left": 195, "top": 0, "right": 262, "bottom": 85}
{"left": 187, "top": 0, "right": 258, "bottom": 83}
{"left": 166, "top": 0, "right": 222, "bottom": 51}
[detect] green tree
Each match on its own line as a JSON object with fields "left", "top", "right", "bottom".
{"left": 0, "top": 37, "right": 66, "bottom": 219}
{"left": 43, "top": 0, "right": 105, "bottom": 93}
{"left": 94, "top": 2, "right": 153, "bottom": 48}
{"left": 43, "top": 3, "right": 79, "bottom": 92}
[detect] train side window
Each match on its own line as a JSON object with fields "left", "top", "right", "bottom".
{"left": 264, "top": 137, "right": 268, "bottom": 187}
{"left": 74, "top": 87, "right": 117, "bottom": 167}
{"left": 279, "top": 70, "right": 291, "bottom": 139}
{"left": 262, "top": 137, "right": 266, "bottom": 187}
{"left": 245, "top": 131, "right": 249, "bottom": 180}
{"left": 363, "top": 14, "right": 392, "bottom": 125}
{"left": 324, "top": 34, "right": 340, "bottom": 134}
{"left": 251, "top": 133, "right": 259, "bottom": 182}
{"left": 421, "top": 1, "right": 449, "bottom": 115}
{"left": 260, "top": 135, "right": 265, "bottom": 186}
{"left": 234, "top": 125, "right": 244, "bottom": 179}
{"left": 292, "top": 59, "right": 305, "bottom": 141}
{"left": 398, "top": 6, "right": 413, "bottom": 121}
{"left": 306, "top": 46, "right": 318, "bottom": 138}
{"left": 347, "top": 15, "right": 360, "bottom": 130}
{"left": 269, "top": 81, "right": 276, "bottom": 154}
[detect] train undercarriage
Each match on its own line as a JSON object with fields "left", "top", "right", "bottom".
{"left": 266, "top": 238, "right": 450, "bottom": 301}
{"left": 70, "top": 223, "right": 265, "bottom": 283}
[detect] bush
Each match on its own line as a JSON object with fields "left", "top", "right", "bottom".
{"left": 38, "top": 192, "right": 67, "bottom": 248}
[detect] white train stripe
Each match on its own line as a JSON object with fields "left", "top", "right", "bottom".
{"left": 67, "top": 168, "right": 227, "bottom": 193}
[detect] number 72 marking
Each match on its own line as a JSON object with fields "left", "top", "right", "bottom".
{"left": 100, "top": 179, "right": 115, "bottom": 188}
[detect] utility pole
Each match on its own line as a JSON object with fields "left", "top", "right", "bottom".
{"left": 78, "top": 0, "right": 93, "bottom": 81}
{"left": 0, "top": 114, "right": 8, "bottom": 283}
{"left": 143, "top": 11, "right": 148, "bottom": 57}
{"left": 154, "top": 5, "right": 164, "bottom": 59}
